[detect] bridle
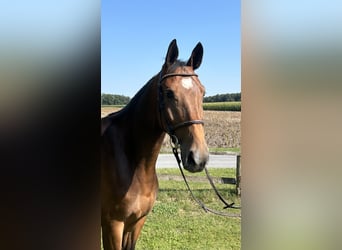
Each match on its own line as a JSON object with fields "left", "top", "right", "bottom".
{"left": 158, "top": 71, "right": 241, "bottom": 217}
{"left": 158, "top": 72, "right": 204, "bottom": 138}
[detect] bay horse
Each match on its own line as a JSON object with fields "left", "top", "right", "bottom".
{"left": 101, "top": 39, "right": 209, "bottom": 250}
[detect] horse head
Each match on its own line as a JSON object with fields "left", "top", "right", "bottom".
{"left": 159, "top": 39, "right": 209, "bottom": 173}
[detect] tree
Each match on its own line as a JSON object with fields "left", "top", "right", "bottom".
{"left": 203, "top": 93, "right": 241, "bottom": 102}
{"left": 101, "top": 94, "right": 131, "bottom": 105}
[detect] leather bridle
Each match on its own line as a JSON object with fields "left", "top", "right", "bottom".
{"left": 158, "top": 71, "right": 241, "bottom": 217}
{"left": 158, "top": 72, "right": 204, "bottom": 139}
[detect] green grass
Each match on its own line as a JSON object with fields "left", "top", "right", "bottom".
{"left": 101, "top": 168, "right": 241, "bottom": 250}
{"left": 101, "top": 104, "right": 125, "bottom": 108}
{"left": 136, "top": 168, "right": 241, "bottom": 250}
{"left": 209, "top": 147, "right": 240, "bottom": 154}
{"left": 160, "top": 147, "right": 240, "bottom": 154}
{"left": 203, "top": 102, "right": 241, "bottom": 111}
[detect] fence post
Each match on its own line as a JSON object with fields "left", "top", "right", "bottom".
{"left": 236, "top": 154, "right": 241, "bottom": 196}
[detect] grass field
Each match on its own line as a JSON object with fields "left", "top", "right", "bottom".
{"left": 203, "top": 102, "right": 241, "bottom": 111}
{"left": 101, "top": 168, "right": 241, "bottom": 250}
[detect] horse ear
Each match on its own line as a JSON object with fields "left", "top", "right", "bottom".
{"left": 186, "top": 42, "right": 203, "bottom": 70}
{"left": 165, "top": 39, "right": 179, "bottom": 67}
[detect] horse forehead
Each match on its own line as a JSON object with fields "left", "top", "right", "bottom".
{"left": 167, "top": 67, "right": 204, "bottom": 93}
{"left": 181, "top": 77, "right": 193, "bottom": 89}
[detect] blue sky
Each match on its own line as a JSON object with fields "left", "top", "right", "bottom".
{"left": 101, "top": 0, "right": 240, "bottom": 97}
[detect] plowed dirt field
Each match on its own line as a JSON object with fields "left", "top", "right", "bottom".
{"left": 101, "top": 107, "right": 240, "bottom": 150}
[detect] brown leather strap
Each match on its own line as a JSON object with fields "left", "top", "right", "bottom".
{"left": 160, "top": 73, "right": 198, "bottom": 83}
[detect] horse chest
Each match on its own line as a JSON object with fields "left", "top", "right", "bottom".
{"left": 119, "top": 184, "right": 157, "bottom": 221}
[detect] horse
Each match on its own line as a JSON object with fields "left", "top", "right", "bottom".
{"left": 101, "top": 39, "right": 209, "bottom": 250}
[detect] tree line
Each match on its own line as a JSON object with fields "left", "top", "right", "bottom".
{"left": 101, "top": 92, "right": 241, "bottom": 105}
{"left": 203, "top": 93, "right": 241, "bottom": 102}
{"left": 101, "top": 94, "right": 131, "bottom": 105}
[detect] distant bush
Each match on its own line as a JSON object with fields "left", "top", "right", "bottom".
{"left": 203, "top": 102, "right": 241, "bottom": 111}
{"left": 101, "top": 94, "right": 130, "bottom": 105}
{"left": 204, "top": 93, "right": 241, "bottom": 102}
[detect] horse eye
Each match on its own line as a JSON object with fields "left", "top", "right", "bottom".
{"left": 166, "top": 90, "right": 174, "bottom": 99}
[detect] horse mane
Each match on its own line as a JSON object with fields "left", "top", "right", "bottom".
{"left": 102, "top": 59, "right": 189, "bottom": 130}
{"left": 101, "top": 77, "right": 158, "bottom": 135}
{"left": 167, "top": 60, "right": 187, "bottom": 73}
{"left": 111, "top": 76, "right": 157, "bottom": 118}
{"left": 105, "top": 60, "right": 187, "bottom": 119}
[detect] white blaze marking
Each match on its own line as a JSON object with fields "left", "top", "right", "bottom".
{"left": 181, "top": 77, "right": 193, "bottom": 89}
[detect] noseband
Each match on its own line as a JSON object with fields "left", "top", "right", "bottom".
{"left": 158, "top": 72, "right": 204, "bottom": 138}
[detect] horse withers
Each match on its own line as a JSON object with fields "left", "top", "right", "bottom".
{"left": 101, "top": 39, "right": 209, "bottom": 250}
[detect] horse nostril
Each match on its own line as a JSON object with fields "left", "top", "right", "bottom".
{"left": 187, "top": 151, "right": 196, "bottom": 166}
{"left": 187, "top": 150, "right": 208, "bottom": 167}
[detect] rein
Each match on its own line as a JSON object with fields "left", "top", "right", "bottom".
{"left": 158, "top": 72, "right": 241, "bottom": 217}
{"left": 172, "top": 144, "right": 241, "bottom": 217}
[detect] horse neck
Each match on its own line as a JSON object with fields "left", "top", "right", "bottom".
{"left": 126, "top": 75, "right": 165, "bottom": 164}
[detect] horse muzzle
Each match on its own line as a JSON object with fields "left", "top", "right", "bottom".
{"left": 182, "top": 148, "right": 209, "bottom": 173}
